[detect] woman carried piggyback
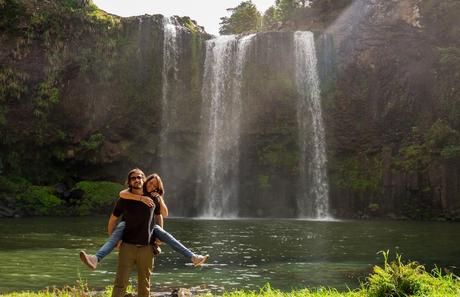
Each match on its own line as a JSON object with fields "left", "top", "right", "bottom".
{"left": 79, "top": 173, "right": 209, "bottom": 269}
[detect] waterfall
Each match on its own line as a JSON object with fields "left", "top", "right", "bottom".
{"left": 294, "top": 31, "right": 331, "bottom": 219}
{"left": 199, "top": 34, "right": 255, "bottom": 218}
{"left": 159, "top": 16, "right": 180, "bottom": 172}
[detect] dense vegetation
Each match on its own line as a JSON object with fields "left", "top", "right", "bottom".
{"left": 218, "top": 0, "right": 352, "bottom": 34}
{"left": 0, "top": 175, "right": 123, "bottom": 216}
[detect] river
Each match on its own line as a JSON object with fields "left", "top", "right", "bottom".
{"left": 0, "top": 217, "right": 459, "bottom": 293}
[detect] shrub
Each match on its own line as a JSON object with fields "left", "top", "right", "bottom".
{"left": 74, "top": 181, "right": 124, "bottom": 215}
{"left": 366, "top": 251, "right": 460, "bottom": 297}
{"left": 0, "top": 175, "right": 31, "bottom": 193}
{"left": 18, "top": 185, "right": 61, "bottom": 216}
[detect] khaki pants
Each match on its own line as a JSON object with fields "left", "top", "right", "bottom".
{"left": 111, "top": 243, "right": 154, "bottom": 297}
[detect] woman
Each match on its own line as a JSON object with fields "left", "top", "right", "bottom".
{"left": 79, "top": 173, "right": 209, "bottom": 269}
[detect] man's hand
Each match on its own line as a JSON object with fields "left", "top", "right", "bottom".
{"left": 139, "top": 196, "right": 154, "bottom": 207}
{"left": 155, "top": 239, "right": 163, "bottom": 246}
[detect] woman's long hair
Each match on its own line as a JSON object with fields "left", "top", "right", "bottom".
{"left": 144, "top": 173, "right": 165, "bottom": 196}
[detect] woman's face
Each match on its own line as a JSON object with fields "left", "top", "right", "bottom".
{"left": 146, "top": 177, "right": 158, "bottom": 193}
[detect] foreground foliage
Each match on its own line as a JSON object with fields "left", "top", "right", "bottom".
{"left": 2, "top": 253, "right": 459, "bottom": 297}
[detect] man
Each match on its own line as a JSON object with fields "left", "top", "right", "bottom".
{"left": 109, "top": 168, "right": 156, "bottom": 297}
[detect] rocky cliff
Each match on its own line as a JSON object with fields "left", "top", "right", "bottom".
{"left": 321, "top": 0, "right": 460, "bottom": 219}
{"left": 0, "top": 0, "right": 208, "bottom": 216}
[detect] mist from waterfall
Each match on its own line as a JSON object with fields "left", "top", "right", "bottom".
{"left": 294, "top": 31, "right": 331, "bottom": 219}
{"left": 199, "top": 34, "right": 255, "bottom": 218}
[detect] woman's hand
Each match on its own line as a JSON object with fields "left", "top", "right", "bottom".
{"left": 151, "top": 193, "right": 162, "bottom": 203}
{"left": 139, "top": 196, "right": 154, "bottom": 207}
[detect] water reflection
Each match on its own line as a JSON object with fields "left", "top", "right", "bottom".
{"left": 0, "top": 218, "right": 459, "bottom": 293}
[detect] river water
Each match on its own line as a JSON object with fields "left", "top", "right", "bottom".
{"left": 0, "top": 217, "right": 459, "bottom": 293}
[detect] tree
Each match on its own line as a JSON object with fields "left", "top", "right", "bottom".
{"left": 219, "top": 1, "right": 261, "bottom": 35}
{"left": 274, "top": 0, "right": 300, "bottom": 22}
{"left": 262, "top": 6, "right": 279, "bottom": 30}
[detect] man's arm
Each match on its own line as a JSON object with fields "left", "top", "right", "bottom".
{"left": 119, "top": 189, "right": 154, "bottom": 207}
{"left": 107, "top": 214, "right": 119, "bottom": 236}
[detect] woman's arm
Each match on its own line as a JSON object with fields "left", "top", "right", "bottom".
{"left": 119, "top": 189, "right": 154, "bottom": 207}
{"left": 157, "top": 195, "right": 169, "bottom": 217}
{"left": 155, "top": 214, "right": 164, "bottom": 228}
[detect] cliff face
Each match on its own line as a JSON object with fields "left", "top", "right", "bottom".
{"left": 1, "top": 0, "right": 459, "bottom": 219}
{"left": 321, "top": 0, "right": 460, "bottom": 219}
{"left": 0, "top": 0, "right": 206, "bottom": 180}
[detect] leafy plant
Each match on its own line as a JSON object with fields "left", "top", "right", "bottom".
{"left": 74, "top": 181, "right": 124, "bottom": 215}
{"left": 18, "top": 185, "right": 62, "bottom": 216}
{"left": 366, "top": 251, "right": 460, "bottom": 297}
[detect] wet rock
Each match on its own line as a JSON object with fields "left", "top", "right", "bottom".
{"left": 0, "top": 205, "right": 15, "bottom": 218}
{"left": 55, "top": 183, "right": 68, "bottom": 196}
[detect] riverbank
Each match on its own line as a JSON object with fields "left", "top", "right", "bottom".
{"left": 2, "top": 174, "right": 460, "bottom": 220}
{"left": 2, "top": 253, "right": 459, "bottom": 297}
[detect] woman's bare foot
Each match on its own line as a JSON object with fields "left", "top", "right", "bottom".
{"left": 191, "top": 254, "right": 209, "bottom": 267}
{"left": 79, "top": 250, "right": 98, "bottom": 269}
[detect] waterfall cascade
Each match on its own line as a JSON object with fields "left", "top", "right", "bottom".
{"left": 199, "top": 34, "right": 256, "bottom": 218}
{"left": 294, "top": 31, "right": 330, "bottom": 219}
{"left": 159, "top": 17, "right": 180, "bottom": 173}
{"left": 158, "top": 30, "right": 331, "bottom": 219}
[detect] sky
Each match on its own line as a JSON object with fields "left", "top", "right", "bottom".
{"left": 92, "top": 0, "right": 275, "bottom": 36}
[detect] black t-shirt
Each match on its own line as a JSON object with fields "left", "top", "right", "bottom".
{"left": 113, "top": 198, "right": 155, "bottom": 245}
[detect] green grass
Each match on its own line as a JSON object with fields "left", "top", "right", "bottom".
{"left": 2, "top": 252, "right": 459, "bottom": 297}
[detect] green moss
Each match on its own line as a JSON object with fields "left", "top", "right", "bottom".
{"left": 0, "top": 175, "right": 31, "bottom": 193}
{"left": 0, "top": 67, "right": 28, "bottom": 125}
{"left": 368, "top": 203, "right": 380, "bottom": 212}
{"left": 436, "top": 47, "right": 460, "bottom": 130}
{"left": 259, "top": 143, "right": 298, "bottom": 171}
{"left": 79, "top": 133, "right": 105, "bottom": 151}
{"left": 394, "top": 120, "right": 460, "bottom": 172}
{"left": 74, "top": 181, "right": 124, "bottom": 215}
{"left": 257, "top": 175, "right": 270, "bottom": 188}
{"left": 18, "top": 185, "right": 62, "bottom": 216}
{"left": 177, "top": 16, "right": 201, "bottom": 33}
{"left": 330, "top": 155, "right": 383, "bottom": 192}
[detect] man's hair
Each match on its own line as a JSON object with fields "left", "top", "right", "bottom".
{"left": 125, "top": 168, "right": 146, "bottom": 188}
{"left": 144, "top": 173, "right": 165, "bottom": 196}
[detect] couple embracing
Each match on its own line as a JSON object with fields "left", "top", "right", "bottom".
{"left": 79, "top": 168, "right": 209, "bottom": 297}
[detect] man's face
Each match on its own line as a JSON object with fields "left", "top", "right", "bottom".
{"left": 129, "top": 172, "right": 144, "bottom": 189}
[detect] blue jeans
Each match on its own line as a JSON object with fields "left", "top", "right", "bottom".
{"left": 153, "top": 225, "right": 194, "bottom": 258}
{"left": 95, "top": 221, "right": 125, "bottom": 261}
{"left": 95, "top": 222, "right": 194, "bottom": 261}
